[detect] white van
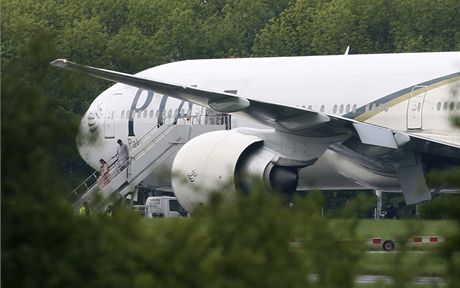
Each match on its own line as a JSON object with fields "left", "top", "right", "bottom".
{"left": 143, "top": 196, "right": 187, "bottom": 218}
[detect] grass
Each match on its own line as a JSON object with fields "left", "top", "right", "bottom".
{"left": 142, "top": 217, "right": 455, "bottom": 278}
{"left": 351, "top": 219, "right": 456, "bottom": 240}
{"left": 358, "top": 252, "right": 446, "bottom": 277}
{"left": 327, "top": 219, "right": 454, "bottom": 277}
{"left": 328, "top": 219, "right": 455, "bottom": 242}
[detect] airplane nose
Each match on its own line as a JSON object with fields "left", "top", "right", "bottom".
{"left": 76, "top": 110, "right": 102, "bottom": 170}
{"left": 87, "top": 111, "right": 99, "bottom": 132}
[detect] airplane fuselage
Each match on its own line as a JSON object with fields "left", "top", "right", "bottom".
{"left": 76, "top": 52, "right": 460, "bottom": 194}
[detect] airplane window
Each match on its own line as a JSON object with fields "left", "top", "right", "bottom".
{"left": 339, "top": 104, "right": 344, "bottom": 113}
{"left": 457, "top": 102, "right": 460, "bottom": 110}
{"left": 372, "top": 103, "right": 377, "bottom": 111}
{"left": 308, "top": 105, "right": 312, "bottom": 110}
{"left": 320, "top": 105, "right": 325, "bottom": 112}
{"left": 143, "top": 110, "right": 147, "bottom": 118}
{"left": 346, "top": 104, "right": 350, "bottom": 113}
{"left": 181, "top": 109, "right": 185, "bottom": 116}
{"left": 352, "top": 104, "right": 357, "bottom": 113}
{"left": 437, "top": 102, "right": 441, "bottom": 111}
{"left": 365, "top": 104, "right": 370, "bottom": 112}
{"left": 443, "top": 102, "right": 448, "bottom": 111}
{"left": 137, "top": 112, "right": 141, "bottom": 118}
{"left": 449, "top": 102, "right": 455, "bottom": 111}
{"left": 150, "top": 110, "right": 154, "bottom": 118}
{"left": 333, "top": 105, "right": 337, "bottom": 114}
{"left": 121, "top": 110, "right": 125, "bottom": 119}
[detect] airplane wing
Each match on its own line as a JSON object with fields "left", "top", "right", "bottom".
{"left": 50, "top": 59, "right": 460, "bottom": 159}
{"left": 51, "top": 59, "right": 349, "bottom": 135}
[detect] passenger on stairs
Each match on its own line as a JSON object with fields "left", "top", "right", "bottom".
{"left": 115, "top": 139, "right": 129, "bottom": 172}
{"left": 97, "top": 159, "right": 110, "bottom": 187}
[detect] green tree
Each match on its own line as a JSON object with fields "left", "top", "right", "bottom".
{"left": 390, "top": 0, "right": 460, "bottom": 52}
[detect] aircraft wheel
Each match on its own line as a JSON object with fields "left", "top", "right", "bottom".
{"left": 382, "top": 240, "right": 395, "bottom": 251}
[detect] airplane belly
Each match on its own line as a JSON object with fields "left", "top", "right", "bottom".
{"left": 140, "top": 157, "right": 174, "bottom": 188}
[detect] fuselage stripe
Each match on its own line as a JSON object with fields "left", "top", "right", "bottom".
{"left": 345, "top": 72, "right": 460, "bottom": 121}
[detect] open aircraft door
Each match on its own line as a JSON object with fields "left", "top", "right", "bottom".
{"left": 104, "top": 92, "right": 122, "bottom": 139}
{"left": 406, "top": 85, "right": 427, "bottom": 130}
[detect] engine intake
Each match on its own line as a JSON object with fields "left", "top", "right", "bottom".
{"left": 171, "top": 130, "right": 299, "bottom": 212}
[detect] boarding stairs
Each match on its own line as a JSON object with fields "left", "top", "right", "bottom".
{"left": 69, "top": 121, "right": 226, "bottom": 211}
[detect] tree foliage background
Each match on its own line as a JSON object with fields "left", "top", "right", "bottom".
{"left": 2, "top": 0, "right": 460, "bottom": 287}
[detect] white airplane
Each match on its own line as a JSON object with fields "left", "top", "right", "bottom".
{"left": 52, "top": 52, "right": 460, "bottom": 212}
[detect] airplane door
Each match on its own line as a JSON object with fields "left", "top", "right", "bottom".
{"left": 406, "top": 85, "right": 427, "bottom": 130}
{"left": 104, "top": 92, "right": 122, "bottom": 139}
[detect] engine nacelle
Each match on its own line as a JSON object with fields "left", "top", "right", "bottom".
{"left": 171, "top": 130, "right": 299, "bottom": 212}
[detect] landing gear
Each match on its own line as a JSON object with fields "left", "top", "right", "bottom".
{"left": 375, "top": 190, "right": 383, "bottom": 219}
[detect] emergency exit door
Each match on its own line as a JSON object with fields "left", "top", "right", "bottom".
{"left": 406, "top": 85, "right": 427, "bottom": 130}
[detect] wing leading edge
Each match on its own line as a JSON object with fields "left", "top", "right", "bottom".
{"left": 50, "top": 59, "right": 351, "bottom": 137}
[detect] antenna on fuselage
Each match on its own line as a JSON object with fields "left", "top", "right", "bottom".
{"left": 344, "top": 46, "right": 350, "bottom": 55}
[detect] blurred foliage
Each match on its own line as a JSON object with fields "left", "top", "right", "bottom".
{"left": 421, "top": 177, "right": 460, "bottom": 288}
{"left": 2, "top": 0, "right": 460, "bottom": 287}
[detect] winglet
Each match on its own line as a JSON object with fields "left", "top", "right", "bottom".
{"left": 50, "top": 58, "right": 70, "bottom": 67}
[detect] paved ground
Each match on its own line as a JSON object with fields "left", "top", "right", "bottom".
{"left": 309, "top": 274, "right": 445, "bottom": 286}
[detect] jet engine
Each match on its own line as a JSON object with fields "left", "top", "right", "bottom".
{"left": 171, "top": 130, "right": 300, "bottom": 212}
